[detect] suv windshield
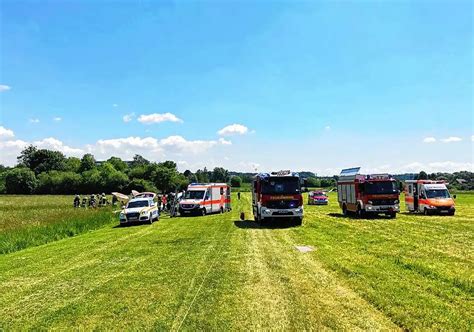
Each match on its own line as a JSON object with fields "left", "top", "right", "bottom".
{"left": 262, "top": 177, "right": 300, "bottom": 195}
{"left": 127, "top": 200, "right": 149, "bottom": 208}
{"left": 425, "top": 189, "right": 450, "bottom": 199}
{"left": 364, "top": 181, "right": 398, "bottom": 195}
{"left": 185, "top": 190, "right": 205, "bottom": 199}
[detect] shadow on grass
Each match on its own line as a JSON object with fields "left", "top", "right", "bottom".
{"left": 327, "top": 213, "right": 394, "bottom": 220}
{"left": 234, "top": 219, "right": 300, "bottom": 229}
{"left": 113, "top": 222, "right": 153, "bottom": 228}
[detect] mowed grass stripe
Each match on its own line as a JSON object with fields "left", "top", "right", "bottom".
{"left": 176, "top": 195, "right": 396, "bottom": 330}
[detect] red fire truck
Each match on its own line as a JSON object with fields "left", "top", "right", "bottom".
{"left": 337, "top": 167, "right": 400, "bottom": 218}
{"left": 252, "top": 170, "right": 304, "bottom": 225}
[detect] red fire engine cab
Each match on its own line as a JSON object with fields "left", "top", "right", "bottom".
{"left": 252, "top": 170, "right": 304, "bottom": 225}
{"left": 337, "top": 167, "right": 400, "bottom": 218}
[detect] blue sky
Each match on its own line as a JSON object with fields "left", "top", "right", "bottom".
{"left": 0, "top": 0, "right": 472, "bottom": 174}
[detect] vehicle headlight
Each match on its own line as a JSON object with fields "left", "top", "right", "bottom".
{"left": 141, "top": 211, "right": 147, "bottom": 215}
{"left": 429, "top": 205, "right": 436, "bottom": 209}
{"left": 394, "top": 200, "right": 399, "bottom": 204}
{"left": 367, "top": 200, "right": 373, "bottom": 204}
{"left": 119, "top": 212, "right": 125, "bottom": 218}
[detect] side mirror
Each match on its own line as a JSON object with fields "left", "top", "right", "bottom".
{"left": 453, "top": 194, "right": 457, "bottom": 199}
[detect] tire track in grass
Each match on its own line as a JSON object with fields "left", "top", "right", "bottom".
{"left": 170, "top": 209, "right": 237, "bottom": 331}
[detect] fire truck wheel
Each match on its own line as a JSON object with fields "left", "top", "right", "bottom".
{"left": 388, "top": 212, "right": 396, "bottom": 219}
{"left": 201, "top": 208, "right": 206, "bottom": 216}
{"left": 295, "top": 217, "right": 303, "bottom": 226}
{"left": 423, "top": 208, "right": 430, "bottom": 216}
{"left": 356, "top": 206, "right": 365, "bottom": 219}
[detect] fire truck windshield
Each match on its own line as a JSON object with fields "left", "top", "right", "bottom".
{"left": 425, "top": 189, "right": 450, "bottom": 199}
{"left": 364, "top": 181, "right": 398, "bottom": 195}
{"left": 262, "top": 177, "right": 300, "bottom": 194}
{"left": 185, "top": 190, "right": 205, "bottom": 199}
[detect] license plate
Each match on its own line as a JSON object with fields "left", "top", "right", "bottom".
{"left": 129, "top": 217, "right": 137, "bottom": 221}
{"left": 279, "top": 210, "right": 288, "bottom": 214}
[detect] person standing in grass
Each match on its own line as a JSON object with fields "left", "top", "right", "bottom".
{"left": 238, "top": 192, "right": 241, "bottom": 200}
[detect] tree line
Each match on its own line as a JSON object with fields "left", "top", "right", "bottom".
{"left": 0, "top": 146, "right": 238, "bottom": 194}
{"left": 0, "top": 146, "right": 472, "bottom": 194}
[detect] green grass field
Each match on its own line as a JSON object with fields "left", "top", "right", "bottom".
{"left": 0, "top": 192, "right": 472, "bottom": 330}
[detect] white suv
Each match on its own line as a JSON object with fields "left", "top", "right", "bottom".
{"left": 119, "top": 198, "right": 159, "bottom": 224}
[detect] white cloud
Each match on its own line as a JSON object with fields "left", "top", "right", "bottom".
{"left": 113, "top": 104, "right": 118, "bottom": 107}
{"left": 123, "top": 113, "right": 135, "bottom": 123}
{"left": 0, "top": 126, "right": 15, "bottom": 139}
{"left": 34, "top": 137, "right": 84, "bottom": 156}
{"left": 471, "top": 135, "right": 474, "bottom": 142}
{"left": 397, "top": 161, "right": 473, "bottom": 173}
{"left": 0, "top": 139, "right": 29, "bottom": 165}
{"left": 0, "top": 85, "right": 11, "bottom": 92}
{"left": 91, "top": 136, "right": 163, "bottom": 160}
{"left": 324, "top": 125, "right": 331, "bottom": 131}
{"left": 53, "top": 117, "right": 62, "bottom": 122}
{"left": 440, "top": 136, "right": 462, "bottom": 143}
{"left": 218, "top": 138, "right": 232, "bottom": 145}
{"left": 159, "top": 136, "right": 217, "bottom": 154}
{"left": 218, "top": 124, "right": 249, "bottom": 136}
{"left": 423, "top": 137, "right": 436, "bottom": 143}
{"left": 29, "top": 118, "right": 40, "bottom": 123}
{"left": 237, "top": 161, "right": 260, "bottom": 172}
{"left": 138, "top": 112, "right": 183, "bottom": 124}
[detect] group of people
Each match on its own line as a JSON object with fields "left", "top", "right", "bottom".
{"left": 156, "top": 191, "right": 184, "bottom": 213}
{"left": 73, "top": 190, "right": 186, "bottom": 213}
{"left": 73, "top": 194, "right": 108, "bottom": 208}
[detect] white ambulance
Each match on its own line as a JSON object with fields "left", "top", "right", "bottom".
{"left": 178, "top": 183, "right": 231, "bottom": 216}
{"left": 405, "top": 180, "right": 456, "bottom": 215}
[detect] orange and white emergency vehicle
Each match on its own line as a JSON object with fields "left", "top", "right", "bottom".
{"left": 405, "top": 180, "right": 455, "bottom": 215}
{"left": 252, "top": 170, "right": 304, "bottom": 225}
{"left": 179, "top": 183, "right": 231, "bottom": 216}
{"left": 337, "top": 167, "right": 400, "bottom": 218}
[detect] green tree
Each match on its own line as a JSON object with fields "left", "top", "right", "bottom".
{"left": 230, "top": 176, "right": 242, "bottom": 187}
{"left": 17, "top": 146, "right": 67, "bottom": 174}
{"left": 131, "top": 154, "right": 150, "bottom": 168}
{"left": 125, "top": 179, "right": 158, "bottom": 193}
{"left": 210, "top": 167, "right": 228, "bottom": 182}
{"left": 99, "top": 162, "right": 129, "bottom": 192}
{"left": 17, "top": 145, "right": 37, "bottom": 168}
{"left": 80, "top": 169, "right": 101, "bottom": 192}
{"left": 417, "top": 171, "right": 428, "bottom": 180}
{"left": 195, "top": 168, "right": 210, "bottom": 183}
{"left": 79, "top": 154, "right": 96, "bottom": 173}
{"left": 65, "top": 157, "right": 81, "bottom": 172}
{"left": 5, "top": 167, "right": 38, "bottom": 194}
{"left": 107, "top": 156, "right": 128, "bottom": 172}
{"left": 306, "top": 177, "right": 321, "bottom": 188}
{"left": 159, "top": 161, "right": 177, "bottom": 170}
